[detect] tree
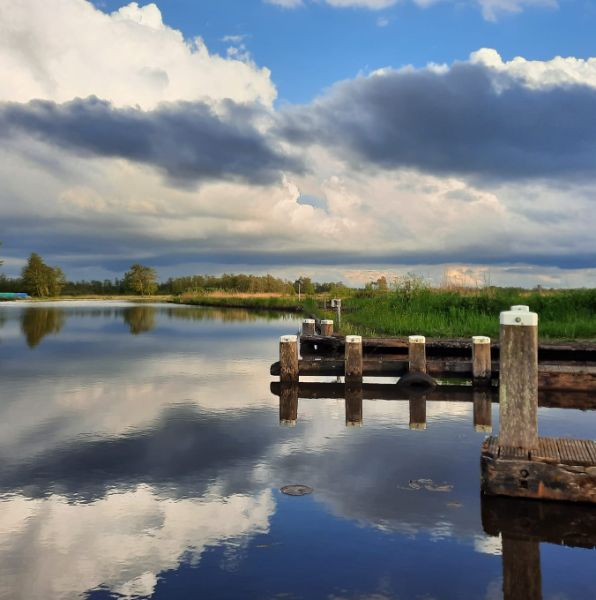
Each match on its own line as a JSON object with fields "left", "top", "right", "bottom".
{"left": 123, "top": 264, "right": 158, "bottom": 296}
{"left": 21, "top": 253, "right": 65, "bottom": 297}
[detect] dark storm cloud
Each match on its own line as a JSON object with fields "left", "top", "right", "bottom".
{"left": 0, "top": 97, "right": 304, "bottom": 186}
{"left": 279, "top": 61, "right": 596, "bottom": 180}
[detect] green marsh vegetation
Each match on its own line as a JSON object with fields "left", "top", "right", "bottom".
{"left": 328, "top": 285, "right": 596, "bottom": 340}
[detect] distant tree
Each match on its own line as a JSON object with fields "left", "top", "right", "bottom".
{"left": 21, "top": 253, "right": 65, "bottom": 297}
{"left": 294, "top": 277, "right": 315, "bottom": 296}
{"left": 123, "top": 264, "right": 158, "bottom": 296}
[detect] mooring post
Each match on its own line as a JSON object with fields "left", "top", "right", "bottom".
{"left": 302, "top": 319, "right": 315, "bottom": 336}
{"left": 280, "top": 335, "right": 299, "bottom": 384}
{"left": 408, "top": 335, "right": 426, "bottom": 373}
{"left": 345, "top": 335, "right": 363, "bottom": 384}
{"left": 320, "top": 319, "right": 334, "bottom": 337}
{"left": 499, "top": 306, "right": 539, "bottom": 449}
{"left": 472, "top": 336, "right": 492, "bottom": 386}
{"left": 345, "top": 383, "right": 363, "bottom": 427}
{"left": 473, "top": 389, "right": 492, "bottom": 433}
{"left": 279, "top": 383, "right": 299, "bottom": 426}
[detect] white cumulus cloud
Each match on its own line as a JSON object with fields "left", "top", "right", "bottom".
{"left": 0, "top": 0, "right": 276, "bottom": 109}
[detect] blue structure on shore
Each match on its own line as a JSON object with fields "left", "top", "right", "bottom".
{"left": 0, "top": 293, "right": 29, "bottom": 300}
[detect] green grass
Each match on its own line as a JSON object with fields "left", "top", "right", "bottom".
{"left": 321, "top": 288, "right": 596, "bottom": 340}
{"left": 171, "top": 294, "right": 317, "bottom": 313}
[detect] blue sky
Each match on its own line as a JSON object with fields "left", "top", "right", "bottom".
{"left": 92, "top": 0, "right": 596, "bottom": 104}
{"left": 1, "top": 0, "right": 596, "bottom": 287}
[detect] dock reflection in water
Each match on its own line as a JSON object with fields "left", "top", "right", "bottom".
{"left": 0, "top": 302, "right": 594, "bottom": 599}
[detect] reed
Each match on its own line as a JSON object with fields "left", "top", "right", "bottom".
{"left": 335, "top": 288, "right": 596, "bottom": 340}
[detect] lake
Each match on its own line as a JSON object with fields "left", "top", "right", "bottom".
{"left": 0, "top": 301, "right": 594, "bottom": 599}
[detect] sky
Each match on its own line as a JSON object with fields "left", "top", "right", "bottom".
{"left": 1, "top": 0, "right": 596, "bottom": 287}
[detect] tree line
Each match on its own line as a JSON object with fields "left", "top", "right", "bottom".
{"left": 0, "top": 250, "right": 350, "bottom": 298}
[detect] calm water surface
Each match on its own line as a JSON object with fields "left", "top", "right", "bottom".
{"left": 0, "top": 301, "right": 594, "bottom": 599}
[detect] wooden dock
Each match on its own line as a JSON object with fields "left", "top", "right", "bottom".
{"left": 272, "top": 306, "right": 596, "bottom": 503}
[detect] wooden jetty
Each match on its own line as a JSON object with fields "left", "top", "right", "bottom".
{"left": 271, "top": 317, "right": 596, "bottom": 392}
{"left": 272, "top": 306, "right": 596, "bottom": 502}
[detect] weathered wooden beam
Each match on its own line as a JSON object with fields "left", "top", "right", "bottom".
{"left": 499, "top": 306, "right": 538, "bottom": 449}
{"left": 300, "top": 334, "right": 596, "bottom": 362}
{"left": 481, "top": 436, "right": 596, "bottom": 503}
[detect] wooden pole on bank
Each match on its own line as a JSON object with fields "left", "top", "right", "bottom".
{"left": 320, "top": 319, "right": 334, "bottom": 337}
{"left": 279, "top": 335, "right": 299, "bottom": 384}
{"left": 408, "top": 335, "right": 426, "bottom": 373}
{"left": 499, "top": 306, "right": 539, "bottom": 449}
{"left": 302, "top": 319, "right": 316, "bottom": 336}
{"left": 345, "top": 335, "right": 363, "bottom": 384}
{"left": 472, "top": 336, "right": 492, "bottom": 386}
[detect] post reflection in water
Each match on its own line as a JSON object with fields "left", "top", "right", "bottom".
{"left": 279, "top": 384, "right": 298, "bottom": 426}
{"left": 345, "top": 383, "right": 363, "bottom": 426}
{"left": 482, "top": 495, "right": 596, "bottom": 600}
{"left": 473, "top": 389, "right": 493, "bottom": 433}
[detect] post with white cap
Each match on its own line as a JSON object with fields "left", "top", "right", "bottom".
{"left": 302, "top": 319, "right": 315, "bottom": 336}
{"left": 472, "top": 336, "right": 492, "bottom": 387}
{"left": 408, "top": 335, "right": 426, "bottom": 374}
{"left": 279, "top": 335, "right": 299, "bottom": 384}
{"left": 320, "top": 319, "right": 334, "bottom": 337}
{"left": 408, "top": 335, "right": 427, "bottom": 430}
{"left": 345, "top": 335, "right": 363, "bottom": 384}
{"left": 499, "top": 305, "right": 539, "bottom": 449}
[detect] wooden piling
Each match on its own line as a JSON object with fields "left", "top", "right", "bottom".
{"left": 302, "top": 319, "right": 316, "bottom": 336}
{"left": 408, "top": 335, "right": 426, "bottom": 374}
{"left": 345, "top": 335, "right": 363, "bottom": 384}
{"left": 345, "top": 384, "right": 363, "bottom": 427}
{"left": 320, "top": 319, "right": 334, "bottom": 337}
{"left": 279, "top": 335, "right": 299, "bottom": 384}
{"left": 499, "top": 306, "right": 538, "bottom": 449}
{"left": 472, "top": 336, "right": 492, "bottom": 386}
{"left": 473, "top": 389, "right": 492, "bottom": 433}
{"left": 279, "top": 383, "right": 299, "bottom": 426}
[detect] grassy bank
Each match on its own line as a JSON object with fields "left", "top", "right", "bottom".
{"left": 323, "top": 288, "right": 596, "bottom": 340}
{"left": 172, "top": 293, "right": 317, "bottom": 313}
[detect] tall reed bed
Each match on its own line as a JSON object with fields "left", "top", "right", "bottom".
{"left": 339, "top": 288, "right": 596, "bottom": 339}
